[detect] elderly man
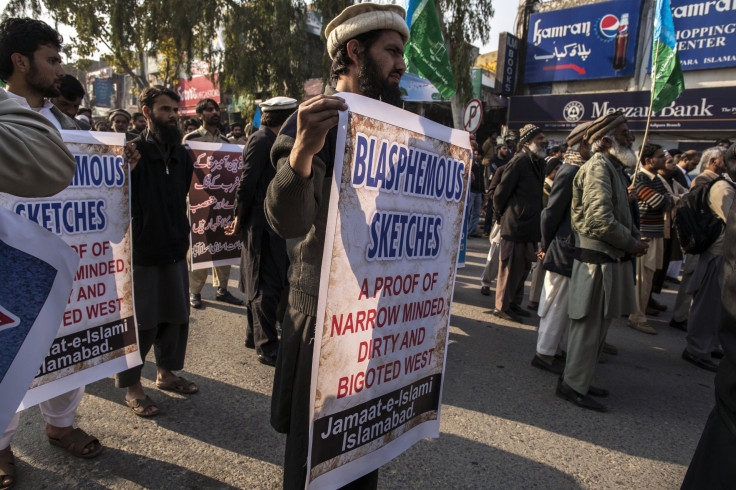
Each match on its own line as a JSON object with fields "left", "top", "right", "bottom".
{"left": 264, "top": 4, "right": 409, "bottom": 487}
{"left": 491, "top": 123, "right": 547, "bottom": 321}
{"left": 558, "top": 111, "right": 648, "bottom": 412}
{"left": 532, "top": 121, "right": 592, "bottom": 374}
{"left": 184, "top": 98, "right": 243, "bottom": 308}
{"left": 227, "top": 97, "right": 296, "bottom": 366}
{"left": 108, "top": 108, "right": 131, "bottom": 133}
{"left": 681, "top": 146, "right": 734, "bottom": 372}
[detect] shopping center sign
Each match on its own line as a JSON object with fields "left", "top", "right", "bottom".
{"left": 524, "top": 0, "right": 642, "bottom": 83}
{"left": 508, "top": 87, "right": 736, "bottom": 132}
{"left": 671, "top": 0, "right": 736, "bottom": 71}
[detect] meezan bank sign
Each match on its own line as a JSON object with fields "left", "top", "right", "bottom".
{"left": 508, "top": 87, "right": 736, "bottom": 132}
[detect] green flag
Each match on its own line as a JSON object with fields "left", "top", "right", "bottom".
{"left": 651, "top": 0, "right": 685, "bottom": 113}
{"left": 404, "top": 0, "right": 455, "bottom": 99}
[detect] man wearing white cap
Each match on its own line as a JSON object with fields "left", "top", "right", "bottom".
{"left": 264, "top": 3, "right": 409, "bottom": 488}
{"left": 228, "top": 97, "right": 296, "bottom": 367}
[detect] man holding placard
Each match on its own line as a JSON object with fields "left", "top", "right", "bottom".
{"left": 265, "top": 4, "right": 410, "bottom": 488}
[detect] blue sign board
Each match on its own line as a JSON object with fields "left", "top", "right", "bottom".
{"left": 94, "top": 78, "right": 111, "bottom": 108}
{"left": 671, "top": 0, "right": 736, "bottom": 71}
{"left": 508, "top": 86, "right": 736, "bottom": 132}
{"left": 525, "top": 0, "right": 642, "bottom": 83}
{"left": 496, "top": 32, "right": 520, "bottom": 96}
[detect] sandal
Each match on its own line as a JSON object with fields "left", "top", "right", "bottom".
{"left": 125, "top": 396, "right": 160, "bottom": 417}
{"left": 48, "top": 428, "right": 102, "bottom": 459}
{"left": 0, "top": 449, "right": 15, "bottom": 490}
{"left": 156, "top": 376, "right": 198, "bottom": 394}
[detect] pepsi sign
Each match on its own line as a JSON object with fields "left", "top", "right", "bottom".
{"left": 525, "top": 0, "right": 642, "bottom": 83}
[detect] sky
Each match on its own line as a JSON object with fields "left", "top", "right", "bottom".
{"left": 0, "top": 0, "right": 518, "bottom": 57}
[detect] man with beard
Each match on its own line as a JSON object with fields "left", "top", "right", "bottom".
{"left": 226, "top": 97, "right": 296, "bottom": 366}
{"left": 0, "top": 19, "right": 103, "bottom": 487}
{"left": 183, "top": 98, "right": 243, "bottom": 308}
{"left": 228, "top": 121, "right": 248, "bottom": 145}
{"left": 263, "top": 4, "right": 408, "bottom": 488}
{"left": 116, "top": 85, "right": 198, "bottom": 417}
{"left": 558, "top": 111, "right": 649, "bottom": 412}
{"left": 491, "top": 124, "right": 547, "bottom": 321}
{"left": 108, "top": 108, "right": 131, "bottom": 133}
{"left": 50, "top": 74, "right": 89, "bottom": 129}
{"left": 626, "top": 144, "right": 673, "bottom": 335}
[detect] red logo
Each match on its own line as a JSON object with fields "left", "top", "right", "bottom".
{"left": 0, "top": 305, "right": 20, "bottom": 332}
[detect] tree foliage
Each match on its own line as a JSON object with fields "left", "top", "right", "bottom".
{"left": 3, "top": 0, "right": 223, "bottom": 90}
{"left": 436, "top": 0, "right": 495, "bottom": 104}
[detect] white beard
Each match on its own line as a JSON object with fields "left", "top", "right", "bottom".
{"left": 610, "top": 139, "right": 638, "bottom": 169}
{"left": 528, "top": 142, "right": 547, "bottom": 159}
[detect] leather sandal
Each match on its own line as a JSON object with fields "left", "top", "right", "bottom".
{"left": 0, "top": 449, "right": 15, "bottom": 490}
{"left": 125, "top": 395, "right": 160, "bottom": 417}
{"left": 48, "top": 428, "right": 102, "bottom": 459}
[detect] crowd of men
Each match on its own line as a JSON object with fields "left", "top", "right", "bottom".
{"left": 1, "top": 2, "right": 735, "bottom": 488}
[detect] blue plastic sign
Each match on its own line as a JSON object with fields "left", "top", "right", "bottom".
{"left": 93, "top": 78, "right": 112, "bottom": 108}
{"left": 671, "top": 0, "right": 736, "bottom": 71}
{"left": 525, "top": 0, "right": 642, "bottom": 83}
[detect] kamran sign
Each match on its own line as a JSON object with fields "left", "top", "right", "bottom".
{"left": 307, "top": 93, "right": 471, "bottom": 488}
{"left": 671, "top": 0, "right": 736, "bottom": 71}
{"left": 524, "top": 0, "right": 642, "bottom": 83}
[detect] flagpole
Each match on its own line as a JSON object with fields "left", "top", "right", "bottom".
{"left": 634, "top": 31, "right": 661, "bottom": 179}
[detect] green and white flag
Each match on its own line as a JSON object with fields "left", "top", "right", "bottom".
{"left": 404, "top": 0, "right": 455, "bottom": 99}
{"left": 651, "top": 0, "right": 685, "bottom": 113}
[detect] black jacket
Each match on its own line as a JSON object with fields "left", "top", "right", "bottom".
{"left": 130, "top": 130, "right": 193, "bottom": 266}
{"left": 716, "top": 198, "right": 736, "bottom": 434}
{"left": 492, "top": 147, "right": 544, "bottom": 242}
{"left": 541, "top": 162, "right": 580, "bottom": 276}
{"left": 235, "top": 126, "right": 277, "bottom": 232}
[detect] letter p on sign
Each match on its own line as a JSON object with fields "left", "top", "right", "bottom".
{"left": 462, "top": 99, "right": 482, "bottom": 133}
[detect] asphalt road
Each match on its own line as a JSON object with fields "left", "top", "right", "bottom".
{"left": 10, "top": 236, "right": 712, "bottom": 489}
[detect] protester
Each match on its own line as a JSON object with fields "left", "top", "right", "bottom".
{"left": 491, "top": 124, "right": 547, "bottom": 321}
{"left": 130, "top": 111, "right": 146, "bottom": 135}
{"left": 479, "top": 159, "right": 509, "bottom": 296}
{"left": 108, "top": 108, "right": 131, "bottom": 133}
{"left": 626, "top": 144, "right": 673, "bottom": 335}
{"left": 227, "top": 97, "right": 296, "bottom": 366}
{"left": 184, "top": 118, "right": 199, "bottom": 134}
{"left": 681, "top": 146, "right": 734, "bottom": 372}
{"left": 94, "top": 119, "right": 110, "bottom": 132}
{"left": 467, "top": 150, "right": 485, "bottom": 237}
{"left": 558, "top": 111, "right": 648, "bottom": 412}
{"left": 532, "top": 122, "right": 591, "bottom": 374}
{"left": 0, "top": 18, "right": 102, "bottom": 488}
{"left": 228, "top": 121, "right": 248, "bottom": 144}
{"left": 116, "top": 85, "right": 198, "bottom": 417}
{"left": 681, "top": 143, "right": 736, "bottom": 486}
{"left": 183, "top": 98, "right": 243, "bottom": 308}
{"left": 481, "top": 142, "right": 510, "bottom": 237}
{"left": 50, "top": 74, "right": 88, "bottom": 128}
{"left": 264, "top": 3, "right": 409, "bottom": 487}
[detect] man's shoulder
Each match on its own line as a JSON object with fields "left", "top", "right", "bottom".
{"left": 183, "top": 128, "right": 205, "bottom": 141}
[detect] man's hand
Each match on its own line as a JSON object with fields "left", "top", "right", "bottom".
{"left": 536, "top": 249, "right": 545, "bottom": 261}
{"left": 627, "top": 184, "right": 637, "bottom": 201}
{"left": 224, "top": 216, "right": 240, "bottom": 236}
{"left": 291, "top": 95, "right": 347, "bottom": 178}
{"left": 124, "top": 142, "right": 140, "bottom": 172}
{"left": 628, "top": 239, "right": 649, "bottom": 257}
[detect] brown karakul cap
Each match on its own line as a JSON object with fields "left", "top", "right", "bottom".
{"left": 584, "top": 111, "right": 626, "bottom": 144}
{"left": 567, "top": 121, "right": 594, "bottom": 146}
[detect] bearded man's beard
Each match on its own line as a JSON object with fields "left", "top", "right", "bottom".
{"left": 528, "top": 142, "right": 547, "bottom": 159}
{"left": 27, "top": 63, "right": 61, "bottom": 98}
{"left": 151, "top": 117, "right": 182, "bottom": 145}
{"left": 358, "top": 53, "right": 403, "bottom": 107}
{"left": 610, "top": 138, "right": 638, "bottom": 168}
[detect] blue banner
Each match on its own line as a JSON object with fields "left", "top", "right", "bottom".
{"left": 671, "top": 0, "right": 736, "bottom": 71}
{"left": 94, "top": 78, "right": 111, "bottom": 108}
{"left": 525, "top": 0, "right": 642, "bottom": 83}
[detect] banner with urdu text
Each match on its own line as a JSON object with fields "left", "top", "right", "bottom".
{"left": 307, "top": 93, "right": 471, "bottom": 488}
{"left": 186, "top": 141, "right": 244, "bottom": 270}
{"left": 0, "top": 131, "right": 140, "bottom": 410}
